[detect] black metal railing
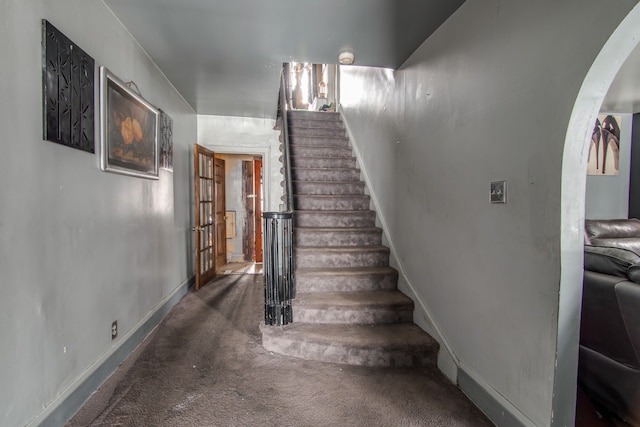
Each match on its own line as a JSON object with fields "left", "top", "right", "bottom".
{"left": 263, "top": 212, "right": 293, "bottom": 325}
{"left": 262, "top": 67, "right": 295, "bottom": 326}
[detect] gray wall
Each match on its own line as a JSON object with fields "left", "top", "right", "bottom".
{"left": 340, "top": 1, "right": 637, "bottom": 425}
{"left": 0, "top": 1, "right": 196, "bottom": 426}
{"left": 585, "top": 114, "right": 632, "bottom": 219}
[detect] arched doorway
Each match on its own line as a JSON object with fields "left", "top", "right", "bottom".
{"left": 557, "top": 4, "right": 640, "bottom": 425}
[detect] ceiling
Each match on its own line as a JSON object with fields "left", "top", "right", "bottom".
{"left": 103, "top": 0, "right": 466, "bottom": 118}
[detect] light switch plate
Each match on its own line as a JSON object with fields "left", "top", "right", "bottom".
{"left": 490, "top": 180, "right": 507, "bottom": 204}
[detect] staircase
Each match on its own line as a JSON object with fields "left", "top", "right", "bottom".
{"left": 260, "top": 110, "right": 438, "bottom": 367}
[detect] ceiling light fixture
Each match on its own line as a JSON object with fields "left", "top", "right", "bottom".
{"left": 338, "top": 51, "right": 355, "bottom": 65}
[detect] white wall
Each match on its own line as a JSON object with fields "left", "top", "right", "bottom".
{"left": 340, "top": 1, "right": 637, "bottom": 425}
{"left": 585, "top": 114, "right": 633, "bottom": 219}
{"left": 0, "top": 1, "right": 196, "bottom": 426}
{"left": 198, "top": 115, "right": 283, "bottom": 213}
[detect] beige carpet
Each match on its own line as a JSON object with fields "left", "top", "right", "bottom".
{"left": 66, "top": 274, "right": 492, "bottom": 427}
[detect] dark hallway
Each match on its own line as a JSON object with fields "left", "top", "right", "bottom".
{"left": 66, "top": 274, "right": 491, "bottom": 426}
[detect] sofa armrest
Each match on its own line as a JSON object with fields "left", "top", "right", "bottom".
{"left": 584, "top": 245, "right": 640, "bottom": 283}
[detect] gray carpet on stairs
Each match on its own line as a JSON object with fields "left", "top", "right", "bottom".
{"left": 66, "top": 274, "right": 493, "bottom": 427}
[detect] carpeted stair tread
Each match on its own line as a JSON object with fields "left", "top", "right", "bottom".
{"left": 288, "top": 127, "right": 345, "bottom": 137}
{"left": 295, "top": 226, "right": 381, "bottom": 232}
{"left": 295, "top": 246, "right": 390, "bottom": 269}
{"left": 289, "top": 134, "right": 349, "bottom": 143}
{"left": 289, "top": 145, "right": 353, "bottom": 158}
{"left": 294, "top": 194, "right": 370, "bottom": 211}
{"left": 296, "top": 265, "right": 397, "bottom": 275}
{"left": 288, "top": 118, "right": 345, "bottom": 128}
{"left": 288, "top": 110, "right": 341, "bottom": 120}
{"left": 263, "top": 322, "right": 435, "bottom": 348}
{"left": 293, "top": 290, "right": 414, "bottom": 324}
{"left": 295, "top": 290, "right": 413, "bottom": 309}
{"left": 294, "top": 227, "right": 382, "bottom": 247}
{"left": 294, "top": 210, "right": 376, "bottom": 227}
{"left": 296, "top": 266, "right": 399, "bottom": 293}
{"left": 292, "top": 168, "right": 361, "bottom": 182}
{"left": 260, "top": 323, "right": 438, "bottom": 367}
{"left": 293, "top": 180, "right": 365, "bottom": 195}
{"left": 291, "top": 156, "right": 357, "bottom": 169}
{"left": 295, "top": 245, "right": 390, "bottom": 253}
{"left": 290, "top": 143, "right": 352, "bottom": 151}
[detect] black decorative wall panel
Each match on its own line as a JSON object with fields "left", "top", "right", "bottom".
{"left": 159, "top": 110, "right": 173, "bottom": 171}
{"left": 42, "top": 20, "right": 95, "bottom": 153}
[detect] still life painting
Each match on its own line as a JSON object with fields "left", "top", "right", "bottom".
{"left": 100, "top": 66, "right": 158, "bottom": 179}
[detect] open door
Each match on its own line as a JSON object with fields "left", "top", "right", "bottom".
{"left": 242, "top": 161, "right": 255, "bottom": 262}
{"left": 254, "top": 159, "right": 263, "bottom": 263}
{"left": 193, "top": 144, "right": 225, "bottom": 290}
{"left": 214, "top": 157, "right": 226, "bottom": 268}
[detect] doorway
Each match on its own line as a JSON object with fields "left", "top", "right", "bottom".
{"left": 283, "top": 62, "right": 338, "bottom": 112}
{"left": 214, "top": 153, "right": 264, "bottom": 276}
{"left": 560, "top": 5, "right": 640, "bottom": 426}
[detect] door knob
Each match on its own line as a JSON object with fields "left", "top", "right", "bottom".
{"left": 192, "top": 226, "right": 204, "bottom": 232}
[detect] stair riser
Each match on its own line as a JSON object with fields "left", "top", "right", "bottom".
{"left": 288, "top": 135, "right": 350, "bottom": 147}
{"left": 260, "top": 333, "right": 436, "bottom": 368}
{"left": 293, "top": 168, "right": 360, "bottom": 182}
{"left": 295, "top": 250, "right": 390, "bottom": 268}
{"left": 291, "top": 157, "right": 356, "bottom": 169}
{"left": 289, "top": 127, "right": 345, "bottom": 138}
{"left": 293, "top": 306, "right": 413, "bottom": 324}
{"left": 288, "top": 111, "right": 341, "bottom": 121}
{"left": 290, "top": 145, "right": 353, "bottom": 158}
{"left": 294, "top": 211, "right": 376, "bottom": 227}
{"left": 293, "top": 181, "right": 365, "bottom": 195}
{"left": 296, "top": 271, "right": 399, "bottom": 293}
{"left": 288, "top": 119, "right": 344, "bottom": 129}
{"left": 289, "top": 135, "right": 351, "bottom": 148}
{"left": 294, "top": 196, "right": 370, "bottom": 211}
{"left": 295, "top": 230, "right": 382, "bottom": 247}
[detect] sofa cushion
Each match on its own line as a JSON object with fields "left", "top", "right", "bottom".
{"left": 585, "top": 218, "right": 640, "bottom": 240}
{"left": 584, "top": 245, "right": 640, "bottom": 283}
{"left": 588, "top": 238, "right": 640, "bottom": 255}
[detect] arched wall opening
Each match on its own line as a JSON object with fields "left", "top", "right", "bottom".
{"left": 556, "top": 4, "right": 640, "bottom": 425}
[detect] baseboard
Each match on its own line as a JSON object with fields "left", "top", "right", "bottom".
{"left": 458, "top": 363, "right": 535, "bottom": 427}
{"left": 338, "top": 105, "right": 458, "bottom": 382}
{"left": 31, "top": 276, "right": 194, "bottom": 427}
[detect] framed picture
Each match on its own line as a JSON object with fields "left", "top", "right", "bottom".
{"left": 587, "top": 114, "right": 621, "bottom": 176}
{"left": 99, "top": 66, "right": 159, "bottom": 179}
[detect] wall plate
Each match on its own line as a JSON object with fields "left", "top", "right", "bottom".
{"left": 491, "top": 180, "right": 507, "bottom": 204}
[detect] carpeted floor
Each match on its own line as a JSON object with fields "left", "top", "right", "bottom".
{"left": 67, "top": 274, "right": 493, "bottom": 427}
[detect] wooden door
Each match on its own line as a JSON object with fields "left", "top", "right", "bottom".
{"left": 254, "top": 159, "right": 263, "bottom": 263}
{"left": 214, "top": 158, "right": 226, "bottom": 269}
{"left": 242, "top": 161, "right": 255, "bottom": 262}
{"left": 193, "top": 144, "right": 216, "bottom": 290}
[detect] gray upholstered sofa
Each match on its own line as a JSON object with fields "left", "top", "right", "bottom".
{"left": 581, "top": 219, "right": 640, "bottom": 425}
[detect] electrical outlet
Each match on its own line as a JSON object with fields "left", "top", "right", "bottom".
{"left": 490, "top": 180, "right": 507, "bottom": 204}
{"left": 111, "top": 321, "right": 118, "bottom": 340}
